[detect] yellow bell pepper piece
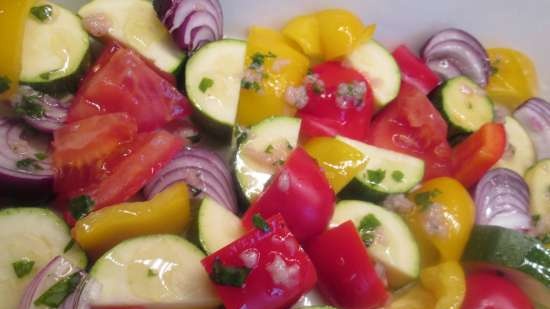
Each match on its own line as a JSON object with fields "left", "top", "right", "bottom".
{"left": 0, "top": 0, "right": 35, "bottom": 99}
{"left": 303, "top": 137, "right": 368, "bottom": 193}
{"left": 388, "top": 284, "right": 435, "bottom": 309}
{"left": 282, "top": 14, "right": 322, "bottom": 59}
{"left": 405, "top": 177, "right": 475, "bottom": 264}
{"left": 236, "top": 27, "right": 309, "bottom": 126}
{"left": 487, "top": 48, "right": 538, "bottom": 110}
{"left": 72, "top": 183, "right": 191, "bottom": 259}
{"left": 420, "top": 261, "right": 466, "bottom": 309}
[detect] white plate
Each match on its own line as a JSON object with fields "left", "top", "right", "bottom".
{"left": 57, "top": 0, "right": 549, "bottom": 98}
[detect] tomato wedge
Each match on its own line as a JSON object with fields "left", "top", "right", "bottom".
{"left": 452, "top": 122, "right": 506, "bottom": 188}
{"left": 462, "top": 272, "right": 533, "bottom": 309}
{"left": 68, "top": 45, "right": 190, "bottom": 132}
{"left": 392, "top": 45, "right": 440, "bottom": 94}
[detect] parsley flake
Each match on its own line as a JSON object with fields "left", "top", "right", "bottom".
{"left": 12, "top": 259, "right": 35, "bottom": 278}
{"left": 63, "top": 239, "right": 75, "bottom": 253}
{"left": 391, "top": 170, "right": 404, "bottom": 182}
{"left": 34, "top": 272, "right": 82, "bottom": 307}
{"left": 14, "top": 96, "right": 45, "bottom": 119}
{"left": 250, "top": 51, "right": 276, "bottom": 68}
{"left": 414, "top": 189, "right": 442, "bottom": 211}
{"left": 16, "top": 158, "right": 43, "bottom": 171}
{"left": 69, "top": 195, "right": 94, "bottom": 220}
{"left": 358, "top": 214, "right": 381, "bottom": 247}
{"left": 199, "top": 77, "right": 214, "bottom": 93}
{"left": 34, "top": 152, "right": 47, "bottom": 160}
{"left": 265, "top": 144, "right": 274, "bottom": 154}
{"left": 367, "top": 169, "right": 386, "bottom": 185}
{"left": 0, "top": 75, "right": 11, "bottom": 94}
{"left": 30, "top": 5, "right": 53, "bottom": 22}
{"left": 147, "top": 269, "right": 157, "bottom": 277}
{"left": 210, "top": 257, "right": 251, "bottom": 287}
{"left": 241, "top": 80, "right": 261, "bottom": 92}
{"left": 252, "top": 214, "right": 271, "bottom": 233}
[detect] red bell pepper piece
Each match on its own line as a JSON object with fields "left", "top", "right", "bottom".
{"left": 202, "top": 214, "right": 317, "bottom": 309}
{"left": 392, "top": 45, "right": 440, "bottom": 94}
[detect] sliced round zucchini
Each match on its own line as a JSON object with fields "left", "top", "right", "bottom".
{"left": 78, "top": 0, "right": 185, "bottom": 74}
{"left": 331, "top": 200, "right": 420, "bottom": 289}
{"left": 337, "top": 136, "right": 425, "bottom": 203}
{"left": 430, "top": 76, "right": 494, "bottom": 135}
{"left": 234, "top": 116, "right": 302, "bottom": 204}
{"left": 525, "top": 159, "right": 550, "bottom": 220}
{"left": 185, "top": 39, "right": 246, "bottom": 140}
{"left": 21, "top": 1, "right": 91, "bottom": 94}
{"left": 90, "top": 234, "right": 220, "bottom": 307}
{"left": 346, "top": 40, "right": 401, "bottom": 108}
{"left": 198, "top": 197, "right": 245, "bottom": 254}
{"left": 0, "top": 208, "right": 87, "bottom": 309}
{"left": 493, "top": 116, "right": 536, "bottom": 175}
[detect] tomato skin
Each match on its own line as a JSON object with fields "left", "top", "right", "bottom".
{"left": 462, "top": 272, "right": 533, "bottom": 309}
{"left": 306, "top": 221, "right": 389, "bottom": 309}
{"left": 452, "top": 123, "right": 506, "bottom": 188}
{"left": 242, "top": 147, "right": 335, "bottom": 243}
{"left": 202, "top": 214, "right": 317, "bottom": 309}
{"left": 298, "top": 61, "right": 374, "bottom": 140}
{"left": 392, "top": 45, "right": 440, "bottom": 94}
{"left": 367, "top": 82, "right": 452, "bottom": 180}
{"left": 68, "top": 46, "right": 190, "bottom": 132}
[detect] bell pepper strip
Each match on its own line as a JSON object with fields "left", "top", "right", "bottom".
{"left": 72, "top": 183, "right": 191, "bottom": 259}
{"left": 405, "top": 177, "right": 475, "bottom": 264}
{"left": 388, "top": 284, "right": 435, "bottom": 309}
{"left": 242, "top": 147, "right": 335, "bottom": 243}
{"left": 306, "top": 221, "right": 389, "bottom": 309}
{"left": 303, "top": 137, "right": 368, "bottom": 193}
{"left": 282, "top": 14, "right": 323, "bottom": 59}
{"left": 420, "top": 261, "right": 466, "bottom": 309}
{"left": 451, "top": 122, "right": 506, "bottom": 188}
{"left": 392, "top": 45, "right": 441, "bottom": 94}
{"left": 202, "top": 214, "right": 317, "bottom": 309}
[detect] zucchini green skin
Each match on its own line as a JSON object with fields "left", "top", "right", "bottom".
{"left": 338, "top": 178, "right": 388, "bottom": 203}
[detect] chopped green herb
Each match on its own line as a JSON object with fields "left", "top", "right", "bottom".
{"left": 16, "top": 158, "right": 43, "bottom": 171}
{"left": 30, "top": 5, "right": 53, "bottom": 22}
{"left": 250, "top": 51, "right": 276, "bottom": 68}
{"left": 199, "top": 77, "right": 214, "bottom": 93}
{"left": 12, "top": 259, "right": 34, "bottom": 278}
{"left": 391, "top": 170, "right": 404, "bottom": 182}
{"left": 414, "top": 189, "right": 442, "bottom": 211}
{"left": 34, "top": 272, "right": 82, "bottom": 307}
{"left": 210, "top": 257, "right": 251, "bottom": 287}
{"left": 532, "top": 214, "right": 541, "bottom": 225}
{"left": 0, "top": 75, "right": 11, "bottom": 94}
{"left": 367, "top": 169, "right": 386, "bottom": 185}
{"left": 69, "top": 195, "right": 94, "bottom": 220}
{"left": 147, "top": 269, "right": 157, "bottom": 277}
{"left": 241, "top": 80, "right": 261, "bottom": 92}
{"left": 34, "top": 152, "right": 47, "bottom": 161}
{"left": 14, "top": 96, "right": 45, "bottom": 119}
{"left": 63, "top": 239, "right": 75, "bottom": 253}
{"left": 312, "top": 82, "right": 324, "bottom": 94}
{"left": 252, "top": 214, "right": 271, "bottom": 233}
{"left": 286, "top": 141, "right": 293, "bottom": 150}
{"left": 358, "top": 214, "right": 381, "bottom": 247}
{"left": 265, "top": 144, "right": 274, "bottom": 154}
{"left": 275, "top": 159, "right": 285, "bottom": 166}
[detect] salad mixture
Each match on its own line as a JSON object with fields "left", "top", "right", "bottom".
{"left": 1, "top": 0, "right": 550, "bottom": 309}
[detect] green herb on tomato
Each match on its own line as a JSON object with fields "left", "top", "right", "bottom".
{"left": 252, "top": 214, "right": 271, "bottom": 233}
{"left": 69, "top": 195, "right": 95, "bottom": 220}
{"left": 210, "top": 257, "right": 251, "bottom": 287}
{"left": 415, "top": 189, "right": 442, "bottom": 211}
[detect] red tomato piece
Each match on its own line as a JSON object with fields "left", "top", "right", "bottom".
{"left": 392, "top": 45, "right": 440, "bottom": 94}
{"left": 297, "top": 61, "right": 374, "bottom": 140}
{"left": 202, "top": 214, "right": 317, "bottom": 309}
{"left": 242, "top": 147, "right": 335, "bottom": 243}
{"left": 68, "top": 46, "right": 190, "bottom": 132}
{"left": 367, "top": 82, "right": 452, "bottom": 180}
{"left": 59, "top": 130, "right": 184, "bottom": 223}
{"left": 452, "top": 122, "right": 506, "bottom": 188}
{"left": 462, "top": 272, "right": 533, "bottom": 309}
{"left": 306, "top": 221, "right": 389, "bottom": 309}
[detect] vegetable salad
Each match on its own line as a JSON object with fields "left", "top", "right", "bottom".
{"left": 0, "top": 0, "right": 549, "bottom": 309}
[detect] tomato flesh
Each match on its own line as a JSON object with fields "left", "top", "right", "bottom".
{"left": 367, "top": 82, "right": 452, "bottom": 180}
{"left": 462, "top": 272, "right": 533, "bottom": 309}
{"left": 392, "top": 45, "right": 440, "bottom": 94}
{"left": 242, "top": 147, "right": 335, "bottom": 243}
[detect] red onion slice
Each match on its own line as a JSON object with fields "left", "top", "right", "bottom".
{"left": 474, "top": 168, "right": 532, "bottom": 231}
{"left": 513, "top": 97, "right": 550, "bottom": 160}
{"left": 422, "top": 28, "right": 488, "bottom": 60}
{"left": 11, "top": 86, "right": 69, "bottom": 133}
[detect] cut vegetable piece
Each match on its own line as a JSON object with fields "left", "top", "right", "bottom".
{"left": 392, "top": 44, "right": 440, "bottom": 94}
{"left": 0, "top": 208, "right": 87, "bottom": 309}
{"left": 525, "top": 160, "right": 550, "bottom": 221}
{"left": 513, "top": 98, "right": 550, "bottom": 160}
{"left": 90, "top": 234, "right": 220, "bottom": 307}
{"left": 337, "top": 136, "right": 425, "bottom": 203}
{"left": 78, "top": 0, "right": 185, "bottom": 73}
{"left": 21, "top": 1, "right": 90, "bottom": 94}
{"left": 331, "top": 200, "right": 420, "bottom": 288}
{"left": 282, "top": 14, "right": 322, "bottom": 58}
{"left": 462, "top": 225, "right": 550, "bottom": 307}
{"left": 430, "top": 76, "right": 493, "bottom": 135}
{"left": 346, "top": 40, "right": 401, "bottom": 108}
{"left": 493, "top": 116, "right": 536, "bottom": 175}
{"left": 185, "top": 39, "right": 246, "bottom": 139}
{"left": 197, "top": 197, "right": 245, "bottom": 254}
{"left": 234, "top": 116, "right": 301, "bottom": 204}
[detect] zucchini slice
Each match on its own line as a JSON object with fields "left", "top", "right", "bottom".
{"left": 90, "top": 234, "right": 220, "bottom": 307}
{"left": 78, "top": 0, "right": 185, "bottom": 74}
{"left": 21, "top": 1, "right": 90, "bottom": 94}
{"left": 346, "top": 40, "right": 401, "bottom": 108}
{"left": 234, "top": 116, "right": 301, "bottom": 204}
{"left": 430, "top": 76, "right": 494, "bottom": 135}
{"left": 337, "top": 136, "right": 425, "bottom": 203}
{"left": 525, "top": 159, "right": 550, "bottom": 220}
{"left": 185, "top": 40, "right": 247, "bottom": 139}
{"left": 197, "top": 197, "right": 245, "bottom": 254}
{"left": 493, "top": 116, "right": 536, "bottom": 175}
{"left": 331, "top": 200, "right": 420, "bottom": 288}
{"left": 0, "top": 208, "right": 87, "bottom": 309}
